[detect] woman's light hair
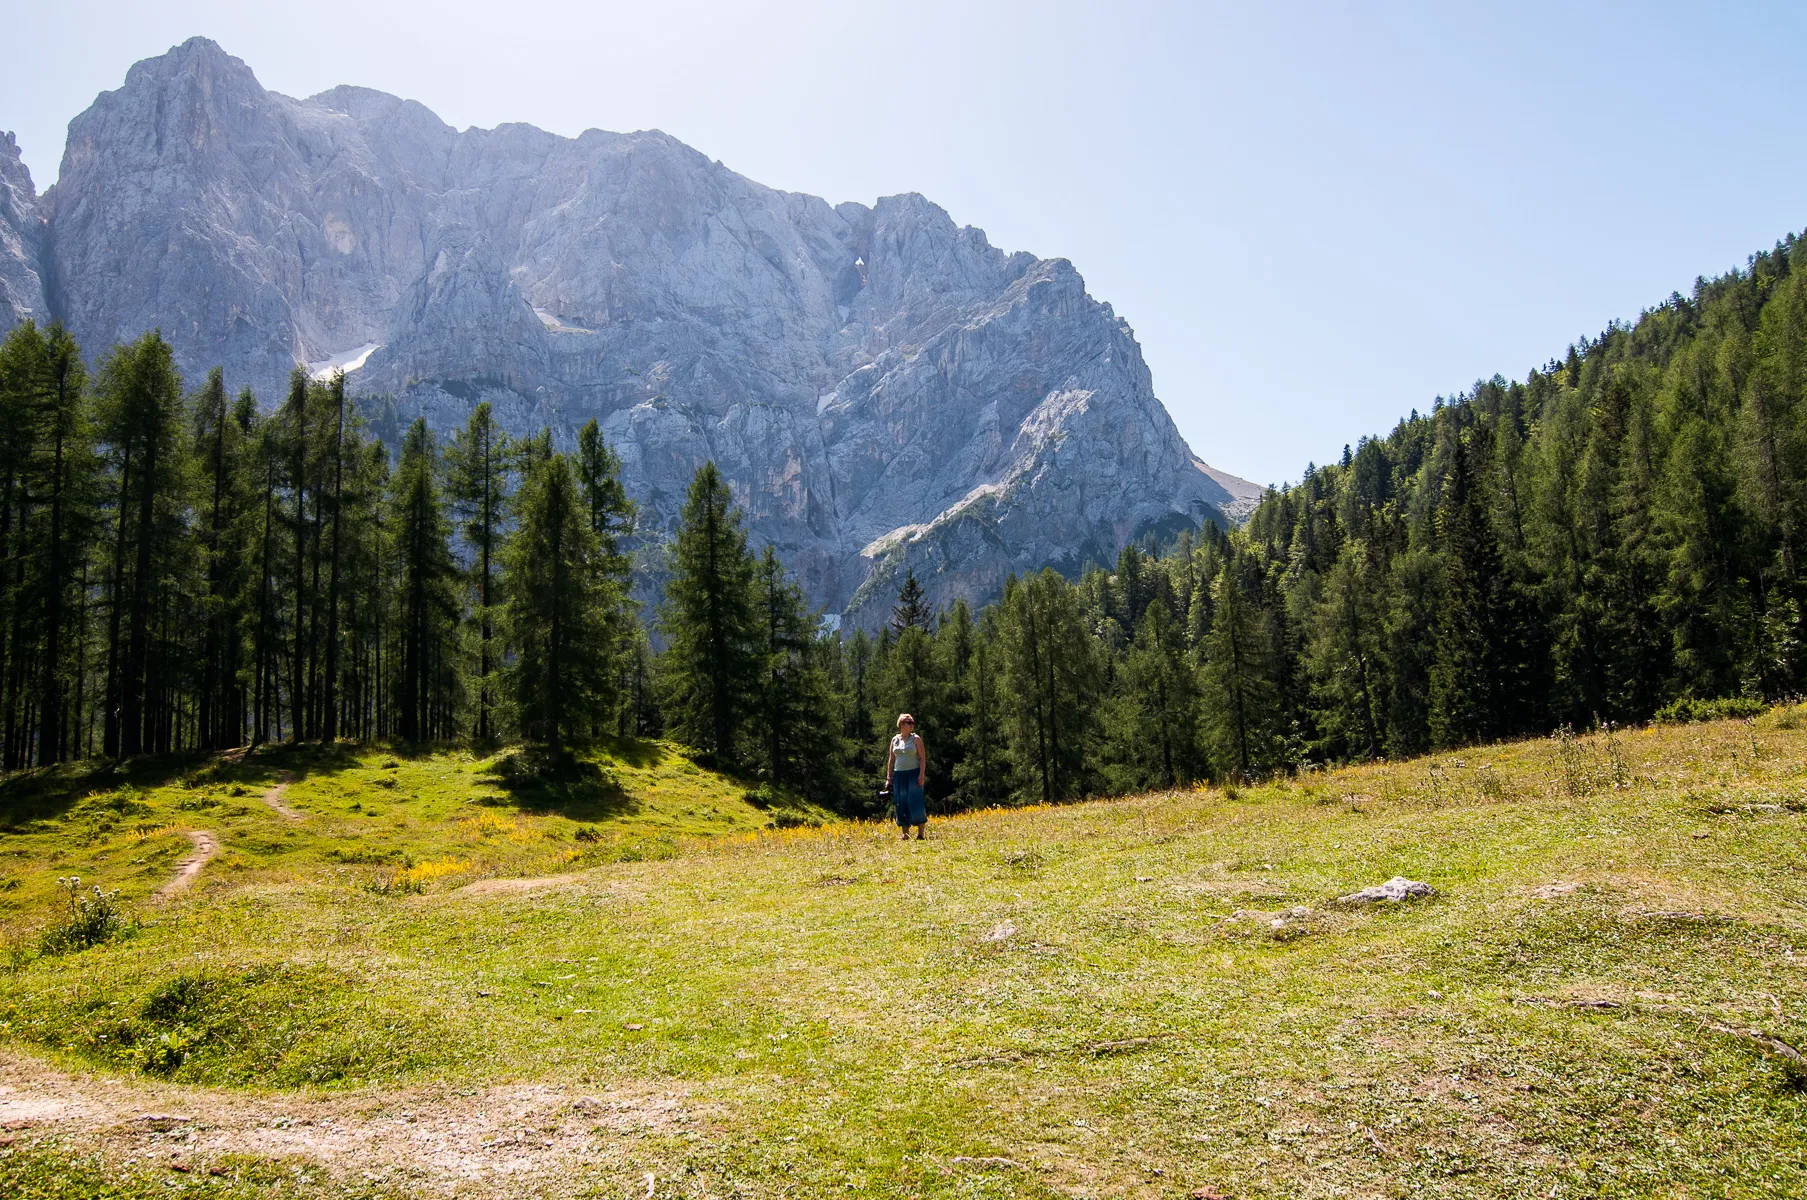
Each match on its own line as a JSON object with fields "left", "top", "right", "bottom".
{"left": 896, "top": 713, "right": 915, "bottom": 728}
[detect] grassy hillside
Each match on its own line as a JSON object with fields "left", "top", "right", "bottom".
{"left": 0, "top": 739, "right": 829, "bottom": 925}
{"left": 2, "top": 714, "right": 1806, "bottom": 1198}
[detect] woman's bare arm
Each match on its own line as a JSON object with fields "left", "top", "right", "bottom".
{"left": 918, "top": 736, "right": 927, "bottom": 786}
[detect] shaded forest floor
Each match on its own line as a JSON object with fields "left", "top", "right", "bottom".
{"left": 2, "top": 714, "right": 1806, "bottom": 1198}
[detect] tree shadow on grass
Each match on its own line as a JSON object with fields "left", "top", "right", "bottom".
{"left": 0, "top": 755, "right": 193, "bottom": 827}
{"left": 0, "top": 742, "right": 371, "bottom": 829}
{"left": 478, "top": 747, "right": 643, "bottom": 822}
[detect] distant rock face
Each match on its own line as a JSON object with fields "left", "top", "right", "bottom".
{"left": 0, "top": 131, "right": 46, "bottom": 336}
{"left": 31, "top": 37, "right": 1261, "bottom": 621}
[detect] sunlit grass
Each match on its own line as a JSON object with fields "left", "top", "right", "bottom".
{"left": 3, "top": 710, "right": 1806, "bottom": 1197}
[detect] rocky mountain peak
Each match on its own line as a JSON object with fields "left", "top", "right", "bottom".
{"left": 0, "top": 129, "right": 45, "bottom": 336}
{"left": 18, "top": 39, "right": 1262, "bottom": 621}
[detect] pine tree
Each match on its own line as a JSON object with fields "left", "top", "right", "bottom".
{"left": 753, "top": 545, "right": 843, "bottom": 801}
{"left": 1201, "top": 556, "right": 1279, "bottom": 782}
{"left": 1428, "top": 432, "right": 1532, "bottom": 748}
{"left": 878, "top": 573, "right": 946, "bottom": 792}
{"left": 575, "top": 418, "right": 638, "bottom": 737}
{"left": 391, "top": 419, "right": 459, "bottom": 742}
{"left": 576, "top": 418, "right": 636, "bottom": 579}
{"left": 193, "top": 369, "right": 256, "bottom": 749}
{"left": 1304, "top": 540, "right": 1388, "bottom": 760}
{"left": 320, "top": 374, "right": 349, "bottom": 741}
{"left": 1115, "top": 601, "right": 1203, "bottom": 788}
{"left": 892, "top": 569, "right": 932, "bottom": 632}
{"left": 841, "top": 627, "right": 879, "bottom": 791}
{"left": 249, "top": 407, "right": 284, "bottom": 744}
{"left": 446, "top": 401, "right": 510, "bottom": 740}
{"left": 0, "top": 322, "right": 98, "bottom": 765}
{"left": 998, "top": 568, "right": 1100, "bottom": 803}
{"left": 661, "top": 462, "right": 759, "bottom": 762}
{"left": 96, "top": 332, "right": 189, "bottom": 758}
{"left": 932, "top": 600, "right": 975, "bottom": 800}
{"left": 954, "top": 611, "right": 1012, "bottom": 806}
{"left": 504, "top": 447, "right": 620, "bottom": 751}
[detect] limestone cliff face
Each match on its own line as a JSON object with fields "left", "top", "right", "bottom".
{"left": 35, "top": 37, "right": 1260, "bottom": 621}
{"left": 0, "top": 131, "right": 46, "bottom": 336}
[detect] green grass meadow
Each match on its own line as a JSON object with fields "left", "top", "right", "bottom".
{"left": 3, "top": 715, "right": 1806, "bottom": 1198}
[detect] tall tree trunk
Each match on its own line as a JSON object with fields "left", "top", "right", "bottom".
{"left": 122, "top": 430, "right": 158, "bottom": 758}
{"left": 292, "top": 406, "right": 307, "bottom": 744}
{"left": 323, "top": 377, "right": 346, "bottom": 741}
{"left": 38, "top": 399, "right": 68, "bottom": 765}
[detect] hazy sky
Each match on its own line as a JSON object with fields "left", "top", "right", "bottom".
{"left": 7, "top": 1, "right": 1806, "bottom": 485}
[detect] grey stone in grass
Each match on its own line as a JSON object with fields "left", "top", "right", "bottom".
{"left": 1335, "top": 877, "right": 1435, "bottom": 905}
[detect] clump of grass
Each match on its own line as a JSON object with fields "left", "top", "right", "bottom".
{"left": 366, "top": 870, "right": 422, "bottom": 896}
{"left": 614, "top": 834, "right": 678, "bottom": 862}
{"left": 1549, "top": 723, "right": 1632, "bottom": 796}
{"left": 38, "top": 876, "right": 130, "bottom": 955}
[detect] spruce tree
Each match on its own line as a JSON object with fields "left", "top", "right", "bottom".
{"left": 1115, "top": 602, "right": 1203, "bottom": 788}
{"left": 96, "top": 332, "right": 188, "bottom": 758}
{"left": 446, "top": 401, "right": 510, "bottom": 740}
{"left": 932, "top": 600, "right": 975, "bottom": 800}
{"left": 504, "top": 448, "right": 620, "bottom": 751}
{"left": 1201, "top": 556, "right": 1279, "bottom": 782}
{"left": 194, "top": 367, "right": 253, "bottom": 749}
{"left": 1428, "top": 432, "right": 1523, "bottom": 748}
{"left": 954, "top": 612, "right": 1013, "bottom": 806}
{"left": 660, "top": 462, "right": 759, "bottom": 762}
{"left": 878, "top": 617, "right": 940, "bottom": 793}
{"left": 892, "top": 569, "right": 932, "bottom": 632}
{"left": 753, "top": 544, "right": 842, "bottom": 800}
{"left": 391, "top": 419, "right": 459, "bottom": 742}
{"left": 998, "top": 568, "right": 1100, "bottom": 803}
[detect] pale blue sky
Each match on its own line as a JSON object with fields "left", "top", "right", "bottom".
{"left": 6, "top": 1, "right": 1805, "bottom": 485}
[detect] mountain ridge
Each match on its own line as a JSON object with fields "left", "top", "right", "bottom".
{"left": 1, "top": 37, "right": 1260, "bottom": 622}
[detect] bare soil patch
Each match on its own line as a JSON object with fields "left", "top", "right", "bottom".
{"left": 261, "top": 772, "right": 303, "bottom": 821}
{"left": 0, "top": 1049, "right": 693, "bottom": 1195}
{"left": 154, "top": 831, "right": 219, "bottom": 899}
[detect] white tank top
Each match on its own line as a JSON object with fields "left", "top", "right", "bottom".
{"left": 891, "top": 733, "right": 921, "bottom": 771}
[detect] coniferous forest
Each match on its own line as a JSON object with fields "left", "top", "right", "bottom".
{"left": 3, "top": 231, "right": 1807, "bottom": 810}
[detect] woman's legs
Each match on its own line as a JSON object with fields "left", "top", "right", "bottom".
{"left": 893, "top": 771, "right": 926, "bottom": 840}
{"left": 892, "top": 771, "right": 912, "bottom": 838}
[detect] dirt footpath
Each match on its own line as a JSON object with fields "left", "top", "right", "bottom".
{"left": 153, "top": 830, "right": 219, "bottom": 900}
{"left": 0, "top": 1049, "right": 695, "bottom": 1196}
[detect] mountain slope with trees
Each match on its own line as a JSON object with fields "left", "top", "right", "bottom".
{"left": 1, "top": 230, "right": 1803, "bottom": 806}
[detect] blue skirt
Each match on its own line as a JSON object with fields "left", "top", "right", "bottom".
{"left": 891, "top": 769, "right": 926, "bottom": 826}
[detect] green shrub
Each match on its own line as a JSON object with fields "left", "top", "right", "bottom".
{"left": 38, "top": 876, "right": 130, "bottom": 955}
{"left": 1653, "top": 696, "right": 1767, "bottom": 724}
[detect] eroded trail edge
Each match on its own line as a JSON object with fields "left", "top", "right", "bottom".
{"left": 261, "top": 771, "right": 302, "bottom": 820}
{"left": 154, "top": 831, "right": 219, "bottom": 899}
{"left": 0, "top": 1050, "right": 692, "bottom": 1195}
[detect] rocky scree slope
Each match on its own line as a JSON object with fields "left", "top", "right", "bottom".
{"left": 3, "top": 37, "right": 1260, "bottom": 623}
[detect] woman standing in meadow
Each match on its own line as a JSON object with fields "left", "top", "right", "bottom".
{"left": 885, "top": 713, "right": 928, "bottom": 840}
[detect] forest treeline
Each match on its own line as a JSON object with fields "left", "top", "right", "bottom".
{"left": 2, "top": 229, "right": 1805, "bottom": 810}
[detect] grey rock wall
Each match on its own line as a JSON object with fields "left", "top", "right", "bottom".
{"left": 25, "top": 37, "right": 1262, "bottom": 622}
{"left": 0, "top": 131, "right": 46, "bottom": 335}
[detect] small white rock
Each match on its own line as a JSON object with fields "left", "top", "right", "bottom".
{"left": 1336, "top": 876, "right": 1435, "bottom": 904}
